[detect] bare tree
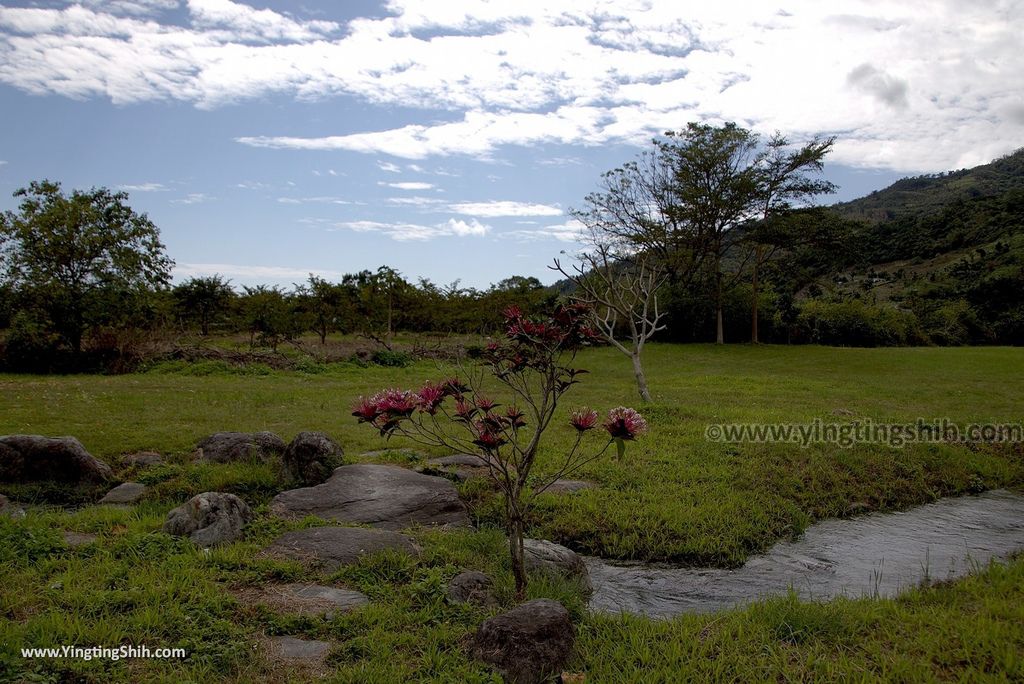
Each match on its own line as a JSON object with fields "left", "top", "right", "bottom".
{"left": 552, "top": 237, "right": 667, "bottom": 402}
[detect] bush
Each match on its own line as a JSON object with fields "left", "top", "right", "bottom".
{"left": 371, "top": 349, "right": 413, "bottom": 367}
{"left": 795, "top": 299, "right": 924, "bottom": 346}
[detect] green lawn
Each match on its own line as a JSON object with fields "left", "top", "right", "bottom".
{"left": 1, "top": 343, "right": 1022, "bottom": 681}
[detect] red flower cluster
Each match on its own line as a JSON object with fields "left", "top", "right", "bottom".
{"left": 603, "top": 407, "right": 648, "bottom": 440}
{"left": 569, "top": 407, "right": 599, "bottom": 432}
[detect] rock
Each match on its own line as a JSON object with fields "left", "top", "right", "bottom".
{"left": 262, "top": 526, "right": 419, "bottom": 571}
{"left": 0, "top": 494, "right": 25, "bottom": 519}
{"left": 122, "top": 451, "right": 163, "bottom": 467}
{"left": 0, "top": 435, "right": 113, "bottom": 484}
{"left": 539, "top": 479, "right": 594, "bottom": 495}
{"left": 62, "top": 531, "right": 98, "bottom": 547}
{"left": 524, "top": 539, "right": 592, "bottom": 594}
{"left": 98, "top": 482, "right": 147, "bottom": 505}
{"left": 271, "top": 464, "right": 470, "bottom": 530}
{"left": 425, "top": 453, "right": 497, "bottom": 468}
{"left": 239, "top": 583, "right": 369, "bottom": 619}
{"left": 283, "top": 431, "right": 344, "bottom": 485}
{"left": 163, "top": 492, "right": 252, "bottom": 546}
{"left": 416, "top": 453, "right": 499, "bottom": 482}
{"left": 264, "top": 636, "right": 332, "bottom": 664}
{"left": 193, "top": 431, "right": 285, "bottom": 463}
{"left": 360, "top": 448, "right": 425, "bottom": 461}
{"left": 447, "top": 570, "right": 498, "bottom": 608}
{"left": 832, "top": 408, "right": 855, "bottom": 417}
{"left": 470, "top": 599, "right": 575, "bottom": 684}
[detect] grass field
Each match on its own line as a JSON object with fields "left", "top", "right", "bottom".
{"left": 1, "top": 343, "right": 1023, "bottom": 681}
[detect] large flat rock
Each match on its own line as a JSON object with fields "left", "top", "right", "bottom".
{"left": 270, "top": 463, "right": 470, "bottom": 530}
{"left": 261, "top": 526, "right": 420, "bottom": 571}
{"left": 238, "top": 583, "right": 369, "bottom": 619}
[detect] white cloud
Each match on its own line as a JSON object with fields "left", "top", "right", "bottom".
{"left": 171, "top": 192, "right": 213, "bottom": 204}
{"left": 503, "top": 219, "right": 585, "bottom": 242}
{"left": 377, "top": 160, "right": 402, "bottom": 173}
{"left": 379, "top": 181, "right": 435, "bottom": 190}
{"left": 276, "top": 196, "right": 352, "bottom": 204}
{"left": 448, "top": 200, "right": 562, "bottom": 217}
{"left": 386, "top": 196, "right": 445, "bottom": 206}
{"left": 335, "top": 217, "right": 491, "bottom": 241}
{"left": 0, "top": 160, "right": 9, "bottom": 167}
{"left": 0, "top": 1, "right": 1021, "bottom": 170}
{"left": 117, "top": 182, "right": 168, "bottom": 192}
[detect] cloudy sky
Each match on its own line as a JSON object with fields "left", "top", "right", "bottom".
{"left": 0, "top": 0, "right": 1020, "bottom": 288}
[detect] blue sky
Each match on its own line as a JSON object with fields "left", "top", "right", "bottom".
{"left": 0, "top": 0, "right": 1020, "bottom": 289}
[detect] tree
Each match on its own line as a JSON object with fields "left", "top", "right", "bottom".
{"left": 552, "top": 237, "right": 666, "bottom": 402}
{"left": 173, "top": 275, "right": 234, "bottom": 336}
{"left": 353, "top": 304, "right": 647, "bottom": 599}
{"left": 299, "top": 274, "right": 351, "bottom": 344}
{"left": 746, "top": 133, "right": 836, "bottom": 343}
{"left": 0, "top": 180, "right": 173, "bottom": 354}
{"left": 658, "top": 123, "right": 762, "bottom": 344}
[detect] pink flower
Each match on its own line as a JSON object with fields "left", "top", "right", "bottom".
{"left": 503, "top": 305, "right": 523, "bottom": 322}
{"left": 475, "top": 395, "right": 497, "bottom": 412}
{"left": 569, "top": 408, "right": 599, "bottom": 432}
{"left": 454, "top": 397, "right": 477, "bottom": 421}
{"left": 351, "top": 396, "right": 379, "bottom": 423}
{"left": 603, "top": 407, "right": 648, "bottom": 440}
{"left": 370, "top": 388, "right": 418, "bottom": 418}
{"left": 505, "top": 405, "right": 526, "bottom": 429}
{"left": 440, "top": 377, "right": 469, "bottom": 398}
{"left": 473, "top": 419, "right": 507, "bottom": 451}
{"left": 416, "top": 382, "right": 445, "bottom": 414}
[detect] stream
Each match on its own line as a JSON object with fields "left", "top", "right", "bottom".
{"left": 584, "top": 489, "right": 1024, "bottom": 618}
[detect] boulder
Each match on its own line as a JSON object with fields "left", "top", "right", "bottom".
{"left": 0, "top": 435, "right": 113, "bottom": 484}
{"left": 470, "top": 599, "right": 575, "bottom": 684}
{"left": 282, "top": 431, "right": 343, "bottom": 485}
{"left": 0, "top": 494, "right": 25, "bottom": 519}
{"left": 271, "top": 464, "right": 470, "bottom": 530}
{"left": 524, "top": 539, "right": 592, "bottom": 594}
{"left": 98, "top": 482, "right": 147, "bottom": 505}
{"left": 447, "top": 570, "right": 498, "bottom": 608}
{"left": 262, "top": 526, "right": 419, "bottom": 571}
{"left": 539, "top": 479, "right": 594, "bottom": 495}
{"left": 122, "top": 451, "right": 163, "bottom": 467}
{"left": 163, "top": 492, "right": 252, "bottom": 546}
{"left": 193, "top": 431, "right": 285, "bottom": 463}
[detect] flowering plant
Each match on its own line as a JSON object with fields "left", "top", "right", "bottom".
{"left": 353, "top": 303, "right": 647, "bottom": 598}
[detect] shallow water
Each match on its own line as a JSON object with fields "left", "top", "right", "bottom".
{"left": 585, "top": 489, "right": 1024, "bottom": 618}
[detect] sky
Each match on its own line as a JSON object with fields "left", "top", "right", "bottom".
{"left": 0, "top": 0, "right": 1021, "bottom": 289}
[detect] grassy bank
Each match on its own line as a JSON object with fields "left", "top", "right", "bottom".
{"left": 2, "top": 344, "right": 1022, "bottom": 564}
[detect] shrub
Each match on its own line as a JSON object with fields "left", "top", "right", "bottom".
{"left": 795, "top": 299, "right": 924, "bottom": 346}
{"left": 371, "top": 349, "right": 413, "bottom": 367}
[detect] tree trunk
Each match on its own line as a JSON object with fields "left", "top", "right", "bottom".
{"left": 751, "top": 245, "right": 761, "bottom": 344}
{"left": 631, "top": 349, "right": 652, "bottom": 402}
{"left": 508, "top": 513, "right": 528, "bottom": 601}
{"left": 715, "top": 270, "right": 725, "bottom": 344}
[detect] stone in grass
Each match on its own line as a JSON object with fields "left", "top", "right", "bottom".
{"left": 240, "top": 583, "right": 369, "bottom": 619}
{"left": 446, "top": 570, "right": 498, "bottom": 608}
{"left": 193, "top": 431, "right": 285, "bottom": 464}
{"left": 470, "top": 599, "right": 575, "bottom": 684}
{"left": 0, "top": 494, "right": 26, "bottom": 519}
{"left": 282, "top": 431, "right": 344, "bottom": 485}
{"left": 0, "top": 435, "right": 113, "bottom": 484}
{"left": 98, "top": 482, "right": 147, "bottom": 505}
{"left": 263, "top": 636, "right": 332, "bottom": 670}
{"left": 261, "top": 526, "right": 420, "bottom": 572}
{"left": 163, "top": 492, "right": 253, "bottom": 546}
{"left": 271, "top": 464, "right": 470, "bottom": 530}
{"left": 538, "top": 479, "right": 595, "bottom": 495}
{"left": 122, "top": 451, "right": 163, "bottom": 467}
{"left": 417, "top": 453, "right": 501, "bottom": 482}
{"left": 63, "top": 531, "right": 99, "bottom": 547}
{"left": 523, "top": 539, "right": 593, "bottom": 595}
